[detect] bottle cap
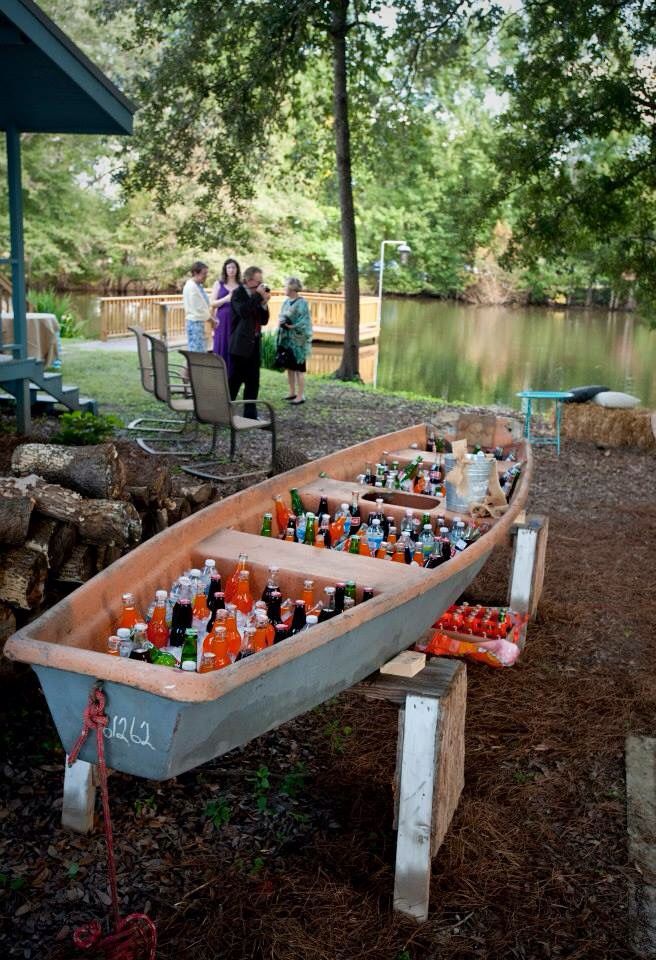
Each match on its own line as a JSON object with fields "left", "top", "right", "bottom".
{"left": 204, "top": 559, "right": 216, "bottom": 568}
{"left": 156, "top": 589, "right": 167, "bottom": 601}
{"left": 122, "top": 592, "right": 134, "bottom": 603}
{"left": 181, "top": 661, "right": 196, "bottom": 671}
{"left": 306, "top": 615, "right": 319, "bottom": 625}
{"left": 116, "top": 628, "right": 131, "bottom": 639}
{"left": 423, "top": 524, "right": 432, "bottom": 530}
{"left": 190, "top": 569, "right": 201, "bottom": 578}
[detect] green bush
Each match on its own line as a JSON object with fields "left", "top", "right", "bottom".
{"left": 54, "top": 410, "right": 123, "bottom": 445}
{"left": 261, "top": 331, "right": 279, "bottom": 371}
{"left": 30, "top": 288, "right": 83, "bottom": 338}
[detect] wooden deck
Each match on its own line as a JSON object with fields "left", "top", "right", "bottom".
{"left": 99, "top": 291, "right": 380, "bottom": 344}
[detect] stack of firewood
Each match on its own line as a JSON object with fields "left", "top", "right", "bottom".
{"left": 0, "top": 442, "right": 216, "bottom": 649}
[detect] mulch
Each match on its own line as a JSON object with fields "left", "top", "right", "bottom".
{"left": 1, "top": 386, "right": 655, "bottom": 959}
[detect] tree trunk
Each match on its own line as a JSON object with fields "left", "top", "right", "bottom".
{"left": 0, "top": 476, "right": 141, "bottom": 548}
{"left": 330, "top": 2, "right": 361, "bottom": 381}
{"left": 0, "top": 546, "right": 48, "bottom": 609}
{"left": 11, "top": 443, "right": 126, "bottom": 499}
{"left": 0, "top": 491, "right": 35, "bottom": 545}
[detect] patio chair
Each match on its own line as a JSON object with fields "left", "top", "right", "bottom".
{"left": 135, "top": 334, "right": 197, "bottom": 455}
{"left": 178, "top": 350, "right": 276, "bottom": 481}
{"left": 127, "top": 324, "right": 191, "bottom": 435}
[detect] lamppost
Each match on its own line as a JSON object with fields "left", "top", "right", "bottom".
{"left": 376, "top": 239, "right": 411, "bottom": 328}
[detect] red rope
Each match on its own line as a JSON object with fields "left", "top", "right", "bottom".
{"left": 68, "top": 684, "right": 157, "bottom": 959}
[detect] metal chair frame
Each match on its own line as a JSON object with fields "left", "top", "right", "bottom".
{"left": 178, "top": 350, "right": 276, "bottom": 481}
{"left": 135, "top": 334, "right": 198, "bottom": 455}
{"left": 127, "top": 324, "right": 192, "bottom": 435}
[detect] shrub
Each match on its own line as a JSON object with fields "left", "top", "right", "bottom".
{"left": 54, "top": 410, "right": 123, "bottom": 445}
{"left": 261, "top": 331, "right": 279, "bottom": 371}
{"left": 30, "top": 288, "right": 83, "bottom": 338}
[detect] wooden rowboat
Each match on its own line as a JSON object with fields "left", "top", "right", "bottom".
{"left": 5, "top": 423, "right": 531, "bottom": 780}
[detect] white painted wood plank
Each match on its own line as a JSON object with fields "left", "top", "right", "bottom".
{"left": 62, "top": 756, "right": 97, "bottom": 834}
{"left": 509, "top": 526, "right": 538, "bottom": 615}
{"left": 393, "top": 694, "right": 440, "bottom": 923}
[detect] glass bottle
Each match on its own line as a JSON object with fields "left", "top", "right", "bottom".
{"left": 290, "top": 488, "right": 306, "bottom": 518}
{"left": 200, "top": 559, "right": 217, "bottom": 592}
{"left": 224, "top": 553, "right": 248, "bottom": 604}
{"left": 302, "top": 580, "right": 315, "bottom": 610}
{"left": 274, "top": 623, "right": 290, "bottom": 643}
{"left": 345, "top": 580, "right": 356, "bottom": 602}
{"left": 180, "top": 629, "right": 198, "bottom": 672}
{"left": 260, "top": 512, "right": 273, "bottom": 537}
{"left": 303, "top": 512, "right": 317, "bottom": 546}
{"left": 349, "top": 491, "right": 362, "bottom": 532}
{"left": 348, "top": 533, "right": 361, "bottom": 554}
{"left": 253, "top": 614, "right": 269, "bottom": 652}
{"left": 289, "top": 600, "right": 307, "bottom": 635}
{"left": 362, "top": 586, "right": 374, "bottom": 602}
{"left": 117, "top": 592, "right": 141, "bottom": 631}
{"left": 206, "top": 590, "right": 225, "bottom": 633}
{"left": 261, "top": 566, "right": 280, "bottom": 605}
{"left": 106, "top": 635, "right": 120, "bottom": 656}
{"left": 205, "top": 570, "right": 222, "bottom": 607}
{"left": 223, "top": 605, "right": 242, "bottom": 661}
{"left": 236, "top": 625, "right": 257, "bottom": 661}
{"left": 272, "top": 494, "right": 290, "bottom": 536}
{"left": 192, "top": 584, "right": 210, "bottom": 635}
{"left": 234, "top": 569, "right": 253, "bottom": 616}
{"left": 116, "top": 627, "right": 132, "bottom": 658}
{"left": 420, "top": 523, "right": 435, "bottom": 562}
{"left": 318, "top": 586, "right": 337, "bottom": 622}
{"left": 334, "top": 582, "right": 346, "bottom": 614}
{"left": 266, "top": 590, "right": 283, "bottom": 625}
{"left": 169, "top": 597, "right": 193, "bottom": 647}
{"left": 316, "top": 491, "right": 329, "bottom": 518}
{"left": 146, "top": 590, "right": 170, "bottom": 648}
{"left": 199, "top": 652, "right": 217, "bottom": 674}
{"left": 319, "top": 514, "right": 332, "bottom": 549}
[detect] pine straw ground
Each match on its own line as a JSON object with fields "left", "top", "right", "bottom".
{"left": 1, "top": 421, "right": 656, "bottom": 959}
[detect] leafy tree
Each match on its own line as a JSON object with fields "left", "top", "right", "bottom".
{"left": 491, "top": 0, "right": 656, "bottom": 317}
{"left": 100, "top": 0, "right": 498, "bottom": 377}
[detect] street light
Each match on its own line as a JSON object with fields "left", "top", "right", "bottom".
{"left": 377, "top": 239, "right": 411, "bottom": 328}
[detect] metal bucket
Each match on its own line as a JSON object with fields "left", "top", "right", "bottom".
{"left": 444, "top": 455, "right": 493, "bottom": 512}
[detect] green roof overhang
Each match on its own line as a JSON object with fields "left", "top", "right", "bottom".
{"left": 0, "top": 0, "right": 135, "bottom": 134}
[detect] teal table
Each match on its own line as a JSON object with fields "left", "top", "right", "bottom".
{"left": 516, "top": 390, "right": 574, "bottom": 455}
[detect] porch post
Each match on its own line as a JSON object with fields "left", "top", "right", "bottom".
{"left": 5, "top": 126, "right": 31, "bottom": 434}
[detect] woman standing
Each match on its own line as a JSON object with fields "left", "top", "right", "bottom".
{"left": 278, "top": 277, "right": 312, "bottom": 405}
{"left": 210, "top": 258, "right": 241, "bottom": 377}
{"left": 182, "top": 260, "right": 211, "bottom": 352}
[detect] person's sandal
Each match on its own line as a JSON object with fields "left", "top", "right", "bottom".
{"left": 284, "top": 395, "right": 297, "bottom": 401}
{"left": 291, "top": 398, "right": 305, "bottom": 405}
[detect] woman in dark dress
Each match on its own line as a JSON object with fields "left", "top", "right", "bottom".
{"left": 210, "top": 258, "right": 241, "bottom": 377}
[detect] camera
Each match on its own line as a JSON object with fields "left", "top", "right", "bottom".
{"left": 262, "top": 285, "right": 271, "bottom": 293}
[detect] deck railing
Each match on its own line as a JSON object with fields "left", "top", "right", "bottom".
{"left": 99, "top": 291, "right": 380, "bottom": 343}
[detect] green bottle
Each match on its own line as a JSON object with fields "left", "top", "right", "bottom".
{"left": 349, "top": 533, "right": 360, "bottom": 554}
{"left": 303, "top": 512, "right": 317, "bottom": 545}
{"left": 150, "top": 649, "right": 178, "bottom": 667}
{"left": 290, "top": 488, "right": 305, "bottom": 518}
{"left": 345, "top": 580, "right": 356, "bottom": 602}
{"left": 260, "top": 512, "right": 273, "bottom": 537}
{"left": 181, "top": 628, "right": 198, "bottom": 672}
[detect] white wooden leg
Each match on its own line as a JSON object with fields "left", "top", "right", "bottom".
{"left": 62, "top": 756, "right": 97, "bottom": 833}
{"left": 508, "top": 516, "right": 548, "bottom": 620}
{"left": 393, "top": 694, "right": 441, "bottom": 923}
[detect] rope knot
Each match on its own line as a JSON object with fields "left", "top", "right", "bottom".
{"left": 68, "top": 685, "right": 107, "bottom": 766}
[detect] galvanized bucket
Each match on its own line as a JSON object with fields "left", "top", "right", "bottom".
{"left": 444, "top": 455, "right": 493, "bottom": 512}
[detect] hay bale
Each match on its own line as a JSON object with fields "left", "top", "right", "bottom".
{"left": 562, "top": 404, "right": 656, "bottom": 450}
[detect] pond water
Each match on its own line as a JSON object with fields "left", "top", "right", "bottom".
{"left": 69, "top": 294, "right": 656, "bottom": 409}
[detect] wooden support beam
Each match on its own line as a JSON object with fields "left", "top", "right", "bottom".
{"left": 394, "top": 694, "right": 440, "bottom": 923}
{"left": 508, "top": 514, "right": 548, "bottom": 619}
{"left": 62, "top": 757, "right": 97, "bottom": 834}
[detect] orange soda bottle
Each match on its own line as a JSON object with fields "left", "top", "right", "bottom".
{"left": 253, "top": 614, "right": 269, "bottom": 652}
{"left": 273, "top": 495, "right": 292, "bottom": 535}
{"left": 192, "top": 586, "right": 210, "bottom": 628}
{"left": 204, "top": 624, "right": 231, "bottom": 669}
{"left": 224, "top": 553, "right": 248, "bottom": 604}
{"left": 302, "top": 579, "right": 315, "bottom": 610}
{"left": 117, "top": 592, "right": 141, "bottom": 631}
{"left": 376, "top": 541, "right": 388, "bottom": 559}
{"left": 413, "top": 543, "right": 423, "bottom": 565}
{"left": 199, "top": 652, "right": 217, "bottom": 673}
{"left": 222, "top": 606, "right": 242, "bottom": 661}
{"left": 392, "top": 542, "right": 406, "bottom": 564}
{"left": 359, "top": 532, "right": 371, "bottom": 556}
{"left": 146, "top": 590, "right": 170, "bottom": 648}
{"left": 234, "top": 570, "right": 253, "bottom": 616}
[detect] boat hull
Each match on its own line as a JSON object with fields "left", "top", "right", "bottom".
{"left": 35, "top": 549, "right": 489, "bottom": 779}
{"left": 5, "top": 422, "right": 531, "bottom": 781}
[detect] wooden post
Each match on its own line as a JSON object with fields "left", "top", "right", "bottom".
{"left": 508, "top": 514, "right": 549, "bottom": 620}
{"left": 62, "top": 756, "right": 97, "bottom": 833}
{"left": 394, "top": 694, "right": 440, "bottom": 922}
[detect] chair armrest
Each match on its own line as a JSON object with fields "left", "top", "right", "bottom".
{"left": 228, "top": 399, "right": 276, "bottom": 423}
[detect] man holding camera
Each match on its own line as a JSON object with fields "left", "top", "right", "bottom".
{"left": 228, "top": 265, "right": 271, "bottom": 420}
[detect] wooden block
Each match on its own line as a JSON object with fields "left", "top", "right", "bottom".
{"left": 62, "top": 757, "right": 97, "bottom": 834}
{"left": 380, "top": 651, "right": 426, "bottom": 678}
{"left": 431, "top": 662, "right": 466, "bottom": 855}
